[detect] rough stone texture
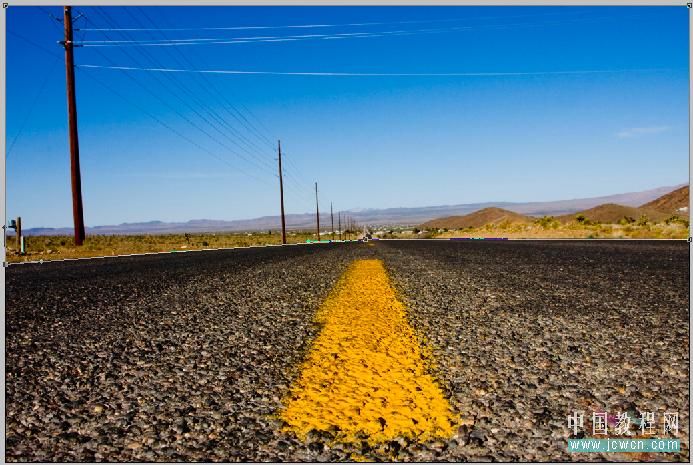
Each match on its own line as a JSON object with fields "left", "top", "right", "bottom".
{"left": 378, "top": 240, "right": 689, "bottom": 462}
{"left": 6, "top": 245, "right": 363, "bottom": 462}
{"left": 5, "top": 240, "right": 689, "bottom": 461}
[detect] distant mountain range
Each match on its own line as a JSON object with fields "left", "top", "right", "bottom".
{"left": 422, "top": 185, "right": 689, "bottom": 229}
{"left": 22, "top": 183, "right": 687, "bottom": 236}
{"left": 640, "top": 185, "right": 689, "bottom": 214}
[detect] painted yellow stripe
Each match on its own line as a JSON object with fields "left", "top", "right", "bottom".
{"left": 281, "top": 259, "right": 454, "bottom": 444}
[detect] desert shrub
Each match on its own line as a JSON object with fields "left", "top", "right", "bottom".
{"left": 665, "top": 215, "right": 690, "bottom": 227}
{"left": 636, "top": 215, "right": 649, "bottom": 226}
{"left": 618, "top": 216, "right": 635, "bottom": 226}
{"left": 536, "top": 216, "right": 559, "bottom": 229}
{"left": 575, "top": 214, "right": 587, "bottom": 224}
{"left": 599, "top": 224, "right": 613, "bottom": 235}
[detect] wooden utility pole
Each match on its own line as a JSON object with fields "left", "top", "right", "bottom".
{"left": 338, "top": 212, "right": 342, "bottom": 241}
{"left": 63, "top": 6, "right": 85, "bottom": 246}
{"left": 314, "top": 182, "right": 320, "bottom": 240}
{"left": 15, "top": 217, "right": 21, "bottom": 251}
{"left": 330, "top": 202, "right": 334, "bottom": 241}
{"left": 277, "top": 140, "right": 286, "bottom": 244}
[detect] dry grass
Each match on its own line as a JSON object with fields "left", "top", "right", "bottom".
{"left": 429, "top": 220, "right": 689, "bottom": 240}
{"left": 5, "top": 231, "right": 324, "bottom": 263}
{"left": 6, "top": 220, "right": 688, "bottom": 263}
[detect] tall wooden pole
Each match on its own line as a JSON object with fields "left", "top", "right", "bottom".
{"left": 277, "top": 140, "right": 286, "bottom": 244}
{"left": 330, "top": 202, "right": 334, "bottom": 241}
{"left": 15, "top": 217, "right": 21, "bottom": 251}
{"left": 338, "top": 212, "right": 342, "bottom": 241}
{"left": 315, "top": 182, "right": 320, "bottom": 240}
{"left": 63, "top": 6, "right": 85, "bottom": 246}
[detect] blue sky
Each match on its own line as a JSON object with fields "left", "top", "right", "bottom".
{"left": 6, "top": 6, "right": 689, "bottom": 228}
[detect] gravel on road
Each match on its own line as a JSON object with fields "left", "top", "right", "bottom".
{"left": 377, "top": 240, "right": 689, "bottom": 462}
{"left": 6, "top": 244, "right": 367, "bottom": 461}
{"left": 5, "top": 240, "right": 689, "bottom": 461}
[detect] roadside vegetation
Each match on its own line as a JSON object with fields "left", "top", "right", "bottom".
{"left": 377, "top": 214, "right": 689, "bottom": 240}
{"left": 5, "top": 231, "right": 322, "bottom": 263}
{"left": 412, "top": 187, "right": 690, "bottom": 240}
{"left": 6, "top": 214, "right": 689, "bottom": 263}
{"left": 431, "top": 215, "right": 688, "bottom": 240}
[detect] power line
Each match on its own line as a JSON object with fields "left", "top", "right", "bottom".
{"left": 78, "top": 31, "right": 401, "bottom": 43}
{"left": 7, "top": 57, "right": 60, "bottom": 157}
{"left": 76, "top": 63, "right": 668, "bottom": 78}
{"left": 73, "top": 20, "right": 464, "bottom": 32}
{"left": 133, "top": 7, "right": 277, "bottom": 156}
{"left": 73, "top": 14, "right": 639, "bottom": 48}
{"left": 37, "top": 5, "right": 63, "bottom": 26}
{"left": 75, "top": 66, "right": 273, "bottom": 188}
{"left": 92, "top": 7, "right": 271, "bottom": 166}
{"left": 8, "top": 23, "right": 284, "bottom": 206}
{"left": 84, "top": 7, "right": 276, "bottom": 178}
{"left": 76, "top": 10, "right": 275, "bottom": 183}
{"left": 151, "top": 7, "right": 277, "bottom": 150}
{"left": 73, "top": 10, "right": 599, "bottom": 32}
{"left": 9, "top": 21, "right": 312, "bottom": 204}
{"left": 73, "top": 26, "right": 470, "bottom": 47}
{"left": 80, "top": 6, "right": 279, "bottom": 166}
{"left": 122, "top": 7, "right": 276, "bottom": 171}
{"left": 133, "top": 7, "right": 313, "bottom": 198}
{"left": 281, "top": 152, "right": 313, "bottom": 190}
{"left": 8, "top": 29, "right": 60, "bottom": 58}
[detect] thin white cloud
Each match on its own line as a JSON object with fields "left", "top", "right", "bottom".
{"left": 616, "top": 126, "right": 670, "bottom": 138}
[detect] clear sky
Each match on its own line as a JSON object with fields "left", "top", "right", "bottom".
{"left": 6, "top": 6, "right": 689, "bottom": 228}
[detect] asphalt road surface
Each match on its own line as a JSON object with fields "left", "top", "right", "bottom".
{"left": 5, "top": 240, "right": 689, "bottom": 461}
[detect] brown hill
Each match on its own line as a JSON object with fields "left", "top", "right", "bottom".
{"left": 640, "top": 185, "right": 689, "bottom": 214}
{"left": 557, "top": 203, "right": 670, "bottom": 224}
{"left": 422, "top": 207, "right": 532, "bottom": 229}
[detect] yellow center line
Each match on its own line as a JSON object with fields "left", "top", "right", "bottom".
{"left": 281, "top": 259, "right": 455, "bottom": 445}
